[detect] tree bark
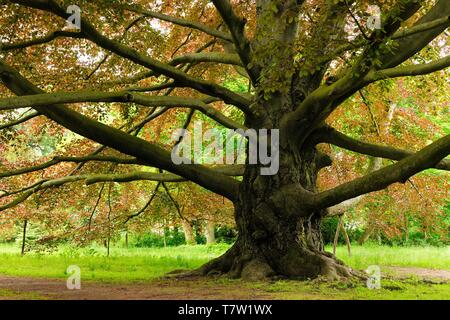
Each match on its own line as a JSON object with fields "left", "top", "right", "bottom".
{"left": 195, "top": 130, "right": 357, "bottom": 280}
{"left": 205, "top": 221, "right": 216, "bottom": 245}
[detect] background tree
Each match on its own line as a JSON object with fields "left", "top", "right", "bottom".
{"left": 0, "top": 0, "right": 449, "bottom": 280}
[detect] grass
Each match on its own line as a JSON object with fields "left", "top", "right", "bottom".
{"left": 0, "top": 243, "right": 448, "bottom": 283}
{"left": 0, "top": 289, "right": 48, "bottom": 300}
{"left": 0, "top": 243, "right": 230, "bottom": 283}
{"left": 0, "top": 243, "right": 449, "bottom": 300}
{"left": 249, "top": 278, "right": 450, "bottom": 300}
{"left": 330, "top": 244, "right": 450, "bottom": 270}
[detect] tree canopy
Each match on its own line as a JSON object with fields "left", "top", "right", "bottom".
{"left": 0, "top": 0, "right": 449, "bottom": 280}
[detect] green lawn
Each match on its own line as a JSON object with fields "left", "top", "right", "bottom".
{"left": 332, "top": 244, "right": 450, "bottom": 269}
{"left": 0, "top": 243, "right": 229, "bottom": 282}
{"left": 0, "top": 243, "right": 448, "bottom": 283}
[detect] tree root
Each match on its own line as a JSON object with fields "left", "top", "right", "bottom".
{"left": 165, "top": 243, "right": 367, "bottom": 282}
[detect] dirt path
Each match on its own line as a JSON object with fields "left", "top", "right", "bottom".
{"left": 0, "top": 275, "right": 272, "bottom": 300}
{"left": 0, "top": 267, "right": 448, "bottom": 300}
{"left": 384, "top": 267, "right": 450, "bottom": 282}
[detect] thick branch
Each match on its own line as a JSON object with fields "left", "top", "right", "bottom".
{"left": 0, "top": 90, "right": 246, "bottom": 131}
{"left": 380, "top": 0, "right": 450, "bottom": 69}
{"left": 123, "top": 4, "right": 233, "bottom": 42}
{"left": 364, "top": 55, "right": 450, "bottom": 82}
{"left": 211, "top": 0, "right": 259, "bottom": 84}
{"left": 0, "top": 30, "right": 83, "bottom": 50}
{"left": 315, "top": 127, "right": 450, "bottom": 171}
{"left": 85, "top": 165, "right": 244, "bottom": 185}
{"left": 0, "top": 155, "right": 142, "bottom": 179}
{"left": 0, "top": 59, "right": 240, "bottom": 201}
{"left": 312, "top": 134, "right": 450, "bottom": 210}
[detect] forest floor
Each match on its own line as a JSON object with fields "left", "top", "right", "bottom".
{"left": 0, "top": 244, "right": 448, "bottom": 300}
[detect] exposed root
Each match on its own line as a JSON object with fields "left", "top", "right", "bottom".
{"left": 162, "top": 268, "right": 204, "bottom": 280}
{"left": 165, "top": 244, "right": 367, "bottom": 282}
{"left": 271, "top": 244, "right": 367, "bottom": 281}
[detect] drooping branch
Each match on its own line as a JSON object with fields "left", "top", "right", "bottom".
{"left": 0, "top": 155, "right": 143, "bottom": 179}
{"left": 0, "top": 173, "right": 160, "bottom": 213}
{"left": 124, "top": 182, "right": 161, "bottom": 224}
{"left": 0, "top": 164, "right": 244, "bottom": 212}
{"left": 0, "top": 59, "right": 240, "bottom": 201}
{"left": 313, "top": 126, "right": 450, "bottom": 171}
{"left": 0, "top": 164, "right": 244, "bottom": 211}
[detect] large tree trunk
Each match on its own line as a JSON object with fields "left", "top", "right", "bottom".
{"left": 196, "top": 139, "right": 355, "bottom": 280}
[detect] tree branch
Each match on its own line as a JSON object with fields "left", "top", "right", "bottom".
{"left": 392, "top": 15, "right": 450, "bottom": 40}
{"left": 364, "top": 55, "right": 450, "bottom": 82}
{"left": 0, "top": 89, "right": 246, "bottom": 131}
{"left": 170, "top": 52, "right": 243, "bottom": 67}
{"left": 122, "top": 4, "right": 233, "bottom": 42}
{"left": 0, "top": 59, "right": 240, "bottom": 201}
{"left": 0, "top": 164, "right": 244, "bottom": 213}
{"left": 281, "top": 1, "right": 422, "bottom": 147}
{"left": 211, "top": 0, "right": 259, "bottom": 84}
{"left": 0, "top": 155, "right": 143, "bottom": 179}
{"left": 11, "top": 0, "right": 253, "bottom": 114}
{"left": 0, "top": 110, "right": 40, "bottom": 130}
{"left": 311, "top": 134, "right": 450, "bottom": 210}
{"left": 124, "top": 182, "right": 161, "bottom": 224}
{"left": 315, "top": 126, "right": 450, "bottom": 171}
{"left": 379, "top": 0, "right": 450, "bottom": 69}
{"left": 0, "top": 30, "right": 83, "bottom": 50}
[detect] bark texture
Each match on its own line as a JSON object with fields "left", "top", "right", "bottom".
{"left": 205, "top": 221, "right": 216, "bottom": 245}
{"left": 195, "top": 98, "right": 356, "bottom": 280}
{"left": 181, "top": 220, "right": 196, "bottom": 245}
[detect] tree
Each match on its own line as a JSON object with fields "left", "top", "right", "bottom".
{"left": 0, "top": 0, "right": 449, "bottom": 280}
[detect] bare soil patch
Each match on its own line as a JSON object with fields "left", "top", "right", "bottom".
{"left": 0, "top": 275, "right": 271, "bottom": 300}
{"left": 0, "top": 266, "right": 448, "bottom": 300}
